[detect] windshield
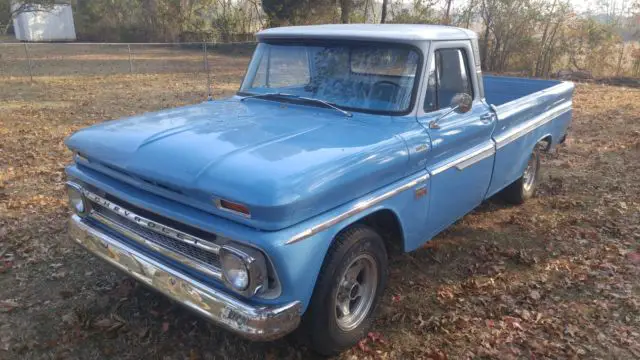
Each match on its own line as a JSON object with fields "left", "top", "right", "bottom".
{"left": 239, "top": 42, "right": 421, "bottom": 114}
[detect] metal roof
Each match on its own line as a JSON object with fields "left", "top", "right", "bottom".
{"left": 256, "top": 24, "right": 477, "bottom": 42}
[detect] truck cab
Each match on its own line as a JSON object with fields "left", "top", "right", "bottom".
{"left": 64, "top": 24, "right": 573, "bottom": 355}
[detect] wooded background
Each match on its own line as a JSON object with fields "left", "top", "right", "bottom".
{"left": 2, "top": 0, "right": 640, "bottom": 78}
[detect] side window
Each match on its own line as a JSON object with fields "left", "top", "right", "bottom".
{"left": 424, "top": 48, "right": 473, "bottom": 112}
{"left": 424, "top": 54, "right": 438, "bottom": 112}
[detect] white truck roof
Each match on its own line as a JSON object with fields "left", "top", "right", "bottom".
{"left": 256, "top": 24, "right": 476, "bottom": 42}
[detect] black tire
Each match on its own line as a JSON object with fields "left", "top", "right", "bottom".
{"left": 298, "top": 225, "right": 388, "bottom": 356}
{"left": 500, "top": 148, "right": 541, "bottom": 204}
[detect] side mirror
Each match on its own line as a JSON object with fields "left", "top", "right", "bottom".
{"left": 429, "top": 93, "right": 473, "bottom": 129}
{"left": 451, "top": 93, "right": 473, "bottom": 113}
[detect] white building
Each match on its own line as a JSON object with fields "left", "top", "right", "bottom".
{"left": 12, "top": 3, "right": 76, "bottom": 42}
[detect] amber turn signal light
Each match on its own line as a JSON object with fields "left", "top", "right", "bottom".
{"left": 217, "top": 199, "right": 251, "bottom": 217}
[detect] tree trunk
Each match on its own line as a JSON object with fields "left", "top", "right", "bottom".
{"left": 482, "top": 26, "right": 492, "bottom": 70}
{"left": 535, "top": 20, "right": 552, "bottom": 76}
{"left": 534, "top": 0, "right": 557, "bottom": 77}
{"left": 615, "top": 43, "right": 625, "bottom": 76}
{"left": 463, "top": 0, "right": 476, "bottom": 28}
{"left": 480, "top": 0, "right": 492, "bottom": 70}
{"left": 364, "top": 0, "right": 370, "bottom": 23}
{"left": 340, "top": 0, "right": 351, "bottom": 24}
{"left": 381, "top": 0, "right": 389, "bottom": 23}
{"left": 444, "top": 0, "right": 453, "bottom": 24}
{"left": 542, "top": 21, "right": 561, "bottom": 77}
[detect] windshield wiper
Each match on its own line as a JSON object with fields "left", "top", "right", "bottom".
{"left": 240, "top": 92, "right": 353, "bottom": 117}
{"left": 239, "top": 92, "right": 290, "bottom": 101}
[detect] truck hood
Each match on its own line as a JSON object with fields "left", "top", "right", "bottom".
{"left": 66, "top": 100, "right": 410, "bottom": 230}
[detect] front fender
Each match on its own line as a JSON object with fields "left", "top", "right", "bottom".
{"left": 267, "top": 171, "right": 431, "bottom": 311}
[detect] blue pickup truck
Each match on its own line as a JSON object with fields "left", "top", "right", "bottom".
{"left": 64, "top": 24, "right": 573, "bottom": 354}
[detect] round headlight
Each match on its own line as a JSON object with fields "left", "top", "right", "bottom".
{"left": 66, "top": 182, "right": 86, "bottom": 215}
{"left": 220, "top": 251, "right": 249, "bottom": 291}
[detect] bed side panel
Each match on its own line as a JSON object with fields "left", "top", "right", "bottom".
{"left": 486, "top": 81, "right": 574, "bottom": 198}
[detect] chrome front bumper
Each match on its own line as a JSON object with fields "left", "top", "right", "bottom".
{"left": 68, "top": 215, "right": 301, "bottom": 341}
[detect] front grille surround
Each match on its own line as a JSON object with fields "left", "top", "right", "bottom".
{"left": 83, "top": 181, "right": 218, "bottom": 242}
{"left": 81, "top": 190, "right": 225, "bottom": 280}
{"left": 70, "top": 181, "right": 282, "bottom": 299}
{"left": 91, "top": 203, "right": 221, "bottom": 269}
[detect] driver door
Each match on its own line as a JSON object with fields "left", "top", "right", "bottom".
{"left": 418, "top": 42, "right": 496, "bottom": 238}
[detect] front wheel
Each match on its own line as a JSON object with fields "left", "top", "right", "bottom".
{"left": 500, "top": 148, "right": 541, "bottom": 204}
{"left": 298, "top": 225, "right": 388, "bottom": 356}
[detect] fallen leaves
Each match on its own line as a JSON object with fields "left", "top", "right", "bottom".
{"left": 627, "top": 252, "right": 640, "bottom": 265}
{"left": 1, "top": 66, "right": 639, "bottom": 359}
{"left": 502, "top": 316, "right": 524, "bottom": 331}
{"left": 0, "top": 299, "right": 20, "bottom": 313}
{"left": 486, "top": 319, "right": 495, "bottom": 328}
{"left": 93, "top": 314, "right": 126, "bottom": 333}
{"left": 355, "top": 332, "right": 387, "bottom": 354}
{"left": 425, "top": 349, "right": 448, "bottom": 360}
{"left": 529, "top": 289, "right": 541, "bottom": 301}
{"left": 0, "top": 261, "right": 12, "bottom": 274}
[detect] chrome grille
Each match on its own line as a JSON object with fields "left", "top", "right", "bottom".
{"left": 90, "top": 202, "right": 221, "bottom": 268}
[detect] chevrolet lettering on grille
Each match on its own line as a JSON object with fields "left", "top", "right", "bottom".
{"left": 83, "top": 190, "right": 218, "bottom": 252}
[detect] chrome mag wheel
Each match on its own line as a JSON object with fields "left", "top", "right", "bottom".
{"left": 334, "top": 254, "right": 378, "bottom": 331}
{"left": 523, "top": 153, "right": 538, "bottom": 192}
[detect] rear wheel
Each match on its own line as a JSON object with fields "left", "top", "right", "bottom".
{"left": 298, "top": 225, "right": 388, "bottom": 356}
{"left": 500, "top": 148, "right": 541, "bottom": 204}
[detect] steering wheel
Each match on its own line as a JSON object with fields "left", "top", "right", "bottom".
{"left": 370, "top": 80, "right": 400, "bottom": 102}
{"left": 372, "top": 80, "right": 401, "bottom": 90}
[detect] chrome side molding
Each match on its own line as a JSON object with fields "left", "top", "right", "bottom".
{"left": 430, "top": 142, "right": 495, "bottom": 175}
{"left": 286, "top": 173, "right": 430, "bottom": 245}
{"left": 495, "top": 101, "right": 572, "bottom": 149}
{"left": 454, "top": 146, "right": 495, "bottom": 171}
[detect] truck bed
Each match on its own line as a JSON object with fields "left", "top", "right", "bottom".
{"left": 483, "top": 75, "right": 574, "bottom": 197}
{"left": 484, "top": 75, "right": 565, "bottom": 106}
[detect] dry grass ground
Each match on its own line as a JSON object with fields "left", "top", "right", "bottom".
{"left": 1, "top": 46, "right": 639, "bottom": 359}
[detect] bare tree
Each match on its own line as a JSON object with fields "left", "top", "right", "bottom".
{"left": 456, "top": 0, "right": 477, "bottom": 28}
{"left": 533, "top": 0, "right": 571, "bottom": 77}
{"left": 340, "top": 0, "right": 352, "bottom": 23}
{"left": 443, "top": 0, "right": 454, "bottom": 24}
{"left": 381, "top": 0, "right": 389, "bottom": 23}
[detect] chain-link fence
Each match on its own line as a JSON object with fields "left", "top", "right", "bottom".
{"left": 0, "top": 41, "right": 257, "bottom": 97}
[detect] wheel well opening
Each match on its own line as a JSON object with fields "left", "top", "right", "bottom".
{"left": 355, "top": 210, "right": 404, "bottom": 256}
{"left": 537, "top": 135, "right": 553, "bottom": 151}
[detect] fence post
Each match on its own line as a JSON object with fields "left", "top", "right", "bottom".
{"left": 23, "top": 43, "right": 33, "bottom": 83}
{"left": 204, "top": 41, "right": 212, "bottom": 100}
{"left": 127, "top": 44, "right": 134, "bottom": 73}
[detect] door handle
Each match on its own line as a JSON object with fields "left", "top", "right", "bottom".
{"left": 480, "top": 113, "right": 494, "bottom": 123}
